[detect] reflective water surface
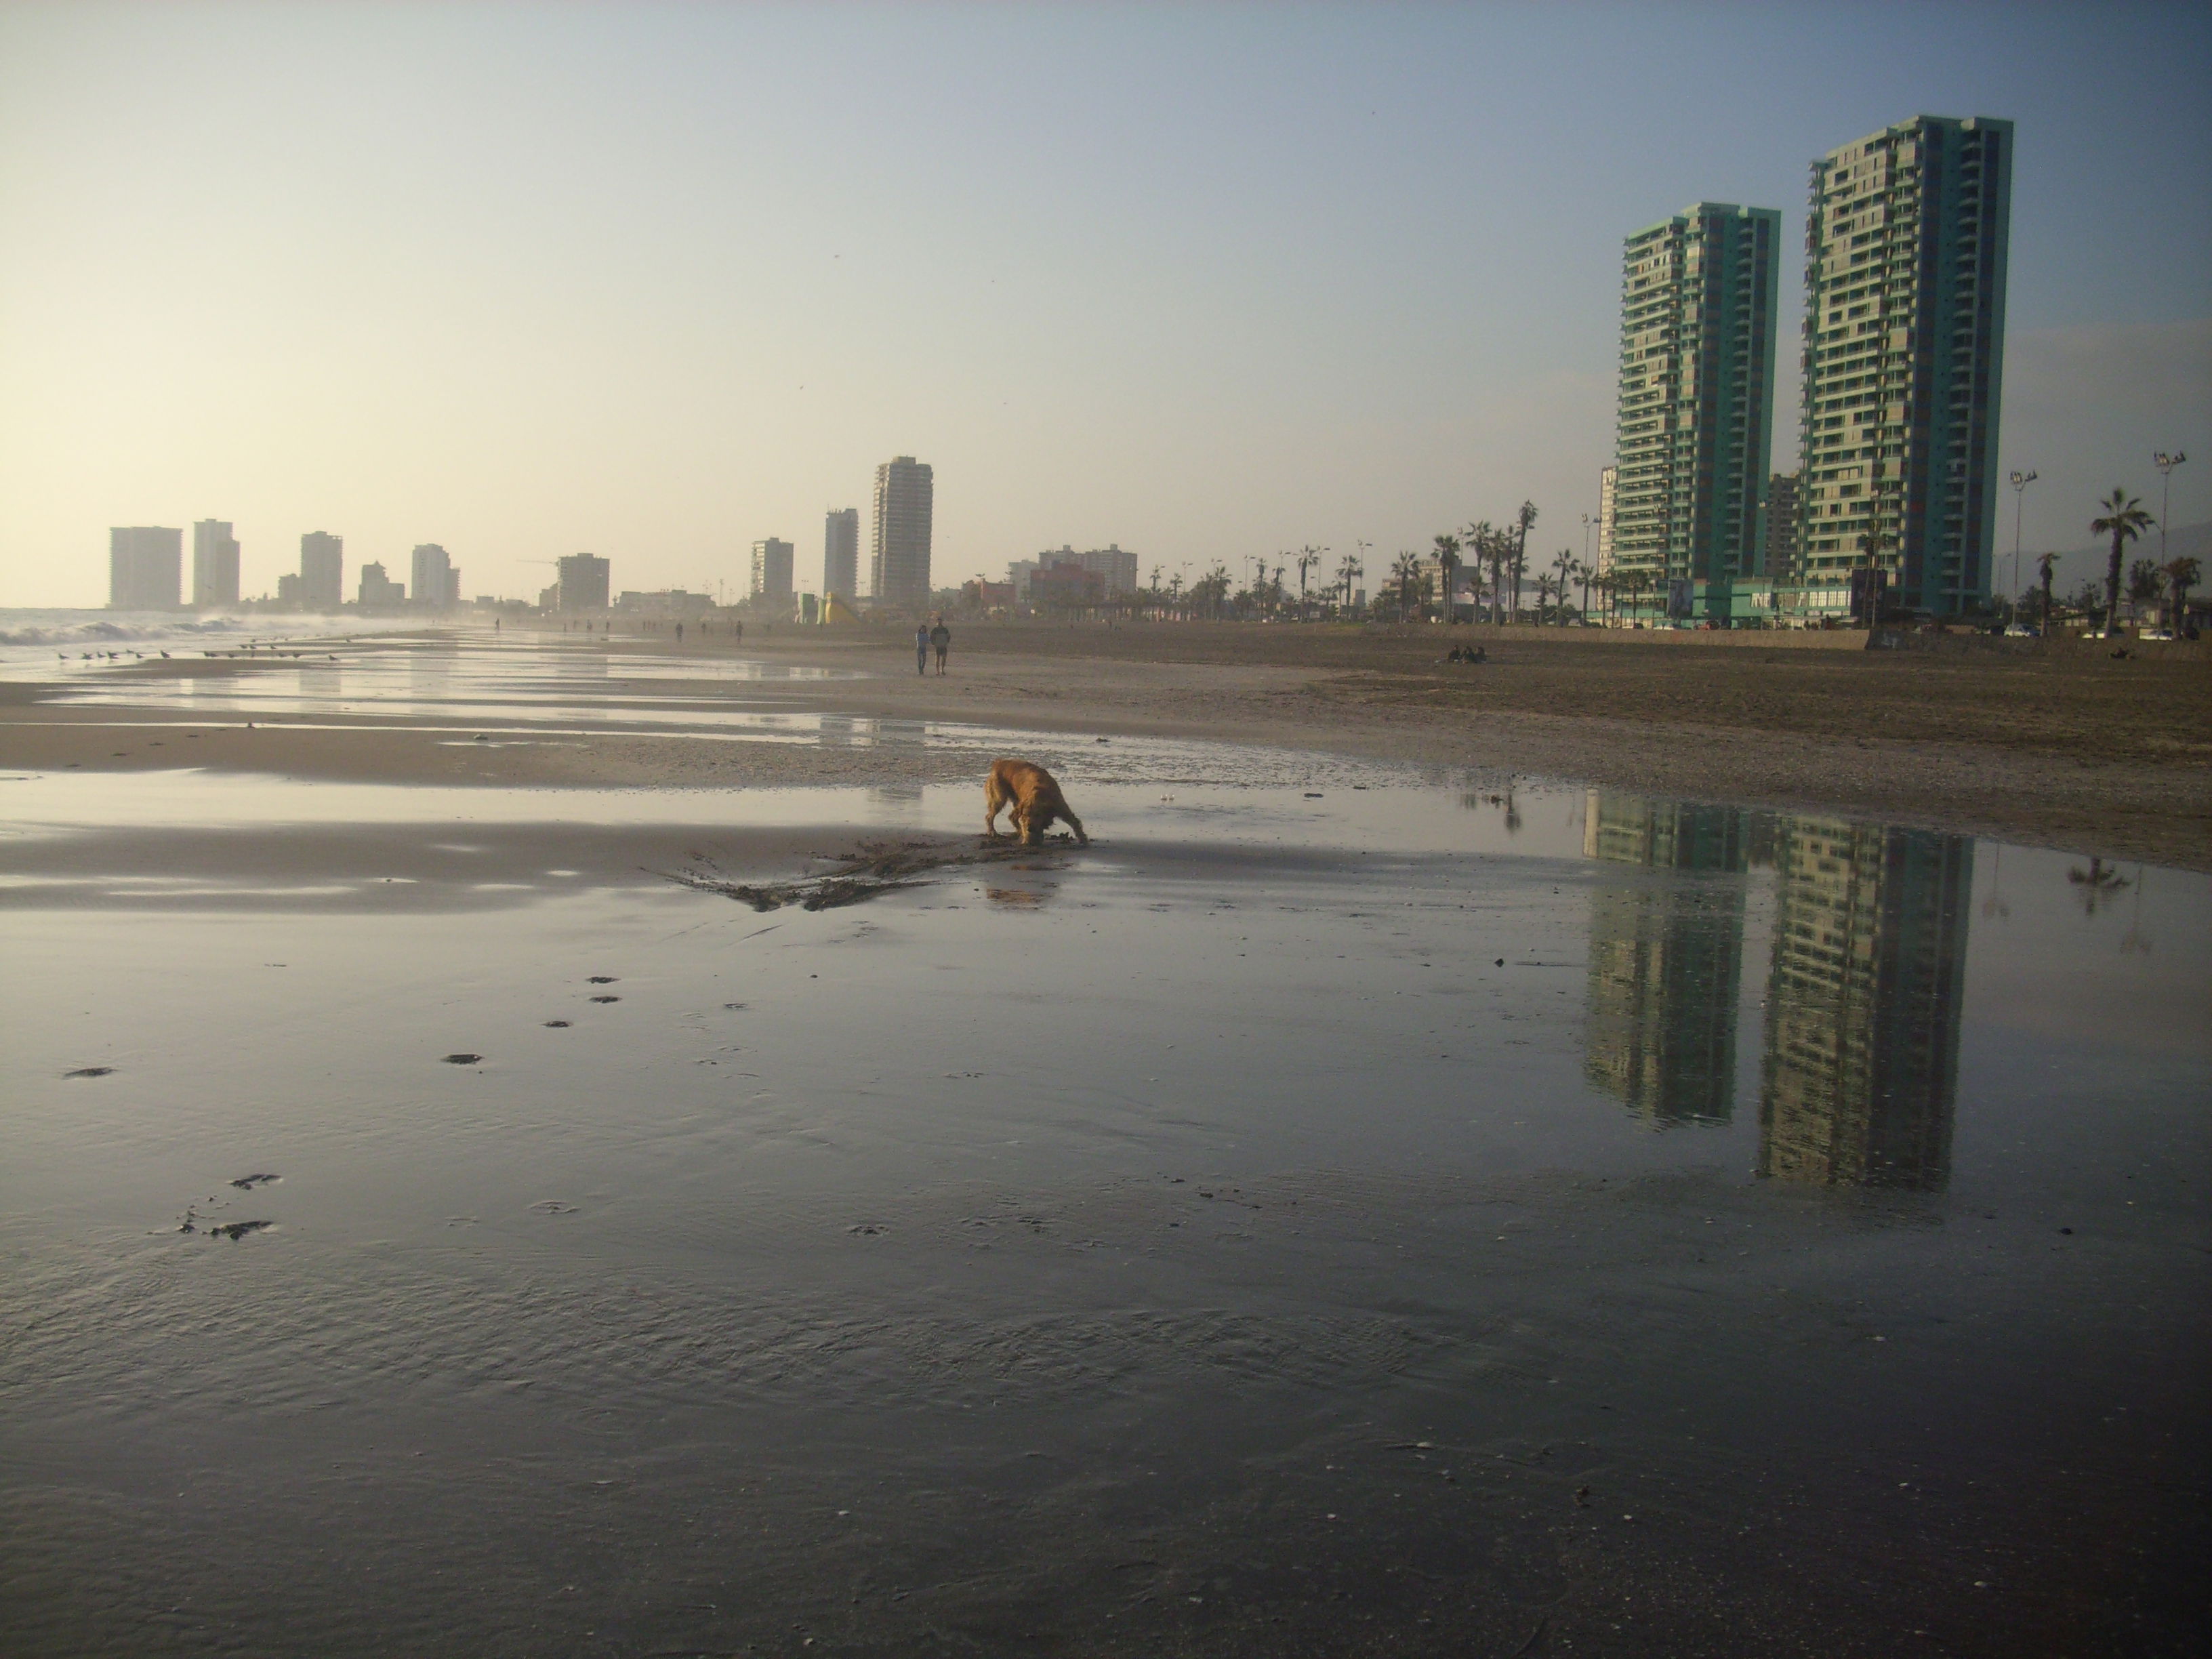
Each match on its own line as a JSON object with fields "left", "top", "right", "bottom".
{"left": 1, "top": 744, "right": 2206, "bottom": 1655}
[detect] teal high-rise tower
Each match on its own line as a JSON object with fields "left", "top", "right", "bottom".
{"left": 1795, "top": 115, "right": 2013, "bottom": 617}
{"left": 1611, "top": 203, "right": 1782, "bottom": 611}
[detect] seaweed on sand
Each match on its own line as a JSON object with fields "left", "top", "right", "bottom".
{"left": 661, "top": 835, "right": 1079, "bottom": 913}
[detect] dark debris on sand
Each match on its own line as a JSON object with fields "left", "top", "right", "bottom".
{"left": 662, "top": 835, "right": 1082, "bottom": 913}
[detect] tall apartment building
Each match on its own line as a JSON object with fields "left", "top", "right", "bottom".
{"left": 109, "top": 527, "right": 182, "bottom": 609}
{"left": 300, "top": 532, "right": 344, "bottom": 611}
{"left": 556, "top": 552, "right": 610, "bottom": 612}
{"left": 1594, "top": 466, "right": 1618, "bottom": 577}
{"left": 1764, "top": 471, "right": 1802, "bottom": 578}
{"left": 191, "top": 519, "right": 240, "bottom": 608}
{"left": 411, "top": 544, "right": 459, "bottom": 611}
{"left": 1759, "top": 816, "right": 1969, "bottom": 1189}
{"left": 869, "top": 455, "right": 933, "bottom": 605}
{"left": 750, "top": 537, "right": 794, "bottom": 605}
{"left": 822, "top": 508, "right": 859, "bottom": 598}
{"left": 1078, "top": 544, "right": 1139, "bottom": 597}
{"left": 1611, "top": 203, "right": 1781, "bottom": 600}
{"left": 1795, "top": 115, "right": 2013, "bottom": 615}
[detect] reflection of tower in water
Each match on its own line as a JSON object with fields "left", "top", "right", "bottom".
{"left": 1582, "top": 791, "right": 1749, "bottom": 1125}
{"left": 1759, "top": 817, "right": 1969, "bottom": 1189}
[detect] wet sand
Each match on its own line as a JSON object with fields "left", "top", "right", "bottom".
{"left": 1, "top": 637, "right": 2207, "bottom": 1656}
{"left": 6, "top": 619, "right": 2206, "bottom": 868}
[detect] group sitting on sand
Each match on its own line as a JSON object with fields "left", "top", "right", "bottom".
{"left": 1444, "top": 644, "right": 1486, "bottom": 663}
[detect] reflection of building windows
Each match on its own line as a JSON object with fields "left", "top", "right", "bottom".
{"left": 1582, "top": 792, "right": 1750, "bottom": 1126}
{"left": 1759, "top": 817, "right": 1969, "bottom": 1189}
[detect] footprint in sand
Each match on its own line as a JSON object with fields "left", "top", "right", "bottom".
{"left": 529, "top": 1200, "right": 579, "bottom": 1216}
{"left": 64, "top": 1066, "right": 114, "bottom": 1078}
{"left": 589, "top": 996, "right": 620, "bottom": 1004}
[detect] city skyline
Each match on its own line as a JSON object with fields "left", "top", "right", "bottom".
{"left": 3, "top": 5, "right": 2205, "bottom": 608}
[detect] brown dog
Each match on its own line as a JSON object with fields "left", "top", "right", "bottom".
{"left": 984, "top": 758, "right": 1088, "bottom": 846}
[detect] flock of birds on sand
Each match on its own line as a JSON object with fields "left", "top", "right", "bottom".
{"left": 58, "top": 645, "right": 339, "bottom": 661}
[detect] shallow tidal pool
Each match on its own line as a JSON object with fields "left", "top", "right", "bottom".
{"left": 1, "top": 760, "right": 2206, "bottom": 1657}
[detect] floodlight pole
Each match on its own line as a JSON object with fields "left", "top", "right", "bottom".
{"left": 2007, "top": 469, "right": 2037, "bottom": 622}
{"left": 2154, "top": 451, "right": 2186, "bottom": 569}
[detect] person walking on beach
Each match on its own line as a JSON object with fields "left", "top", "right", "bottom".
{"left": 914, "top": 622, "right": 930, "bottom": 676}
{"left": 930, "top": 617, "right": 951, "bottom": 676}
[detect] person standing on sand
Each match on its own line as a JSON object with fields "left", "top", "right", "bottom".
{"left": 930, "top": 618, "right": 951, "bottom": 675}
{"left": 914, "top": 622, "right": 930, "bottom": 676}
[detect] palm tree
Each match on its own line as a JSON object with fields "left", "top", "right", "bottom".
{"left": 1854, "top": 521, "right": 1896, "bottom": 626}
{"left": 1335, "top": 550, "right": 1364, "bottom": 612}
{"left": 1551, "top": 550, "right": 1576, "bottom": 625}
{"left": 2034, "top": 552, "right": 2058, "bottom": 636}
{"left": 2126, "top": 558, "right": 2165, "bottom": 625}
{"left": 1392, "top": 550, "right": 1422, "bottom": 618}
{"left": 2165, "top": 555, "right": 2201, "bottom": 632}
{"left": 1511, "top": 501, "right": 1537, "bottom": 623}
{"left": 1295, "top": 546, "right": 1324, "bottom": 611}
{"left": 1432, "top": 533, "right": 1462, "bottom": 621}
{"left": 2090, "top": 489, "right": 2154, "bottom": 635}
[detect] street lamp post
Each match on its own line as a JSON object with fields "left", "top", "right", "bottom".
{"left": 2007, "top": 469, "right": 2037, "bottom": 625}
{"left": 2154, "top": 451, "right": 2187, "bottom": 571}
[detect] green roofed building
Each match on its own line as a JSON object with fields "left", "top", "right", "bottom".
{"left": 1791, "top": 115, "right": 2013, "bottom": 619}
{"left": 1610, "top": 203, "right": 1781, "bottom": 621}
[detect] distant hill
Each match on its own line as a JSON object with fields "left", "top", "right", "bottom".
{"left": 1999, "top": 519, "right": 2209, "bottom": 603}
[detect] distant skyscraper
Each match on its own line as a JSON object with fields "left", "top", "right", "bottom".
{"left": 1759, "top": 816, "right": 1969, "bottom": 1189}
{"left": 299, "top": 532, "right": 344, "bottom": 611}
{"left": 869, "top": 455, "right": 934, "bottom": 605}
{"left": 190, "top": 519, "right": 240, "bottom": 609}
{"left": 750, "top": 537, "right": 795, "bottom": 605}
{"left": 556, "top": 552, "right": 610, "bottom": 612}
{"left": 1764, "top": 471, "right": 1802, "bottom": 579}
{"left": 823, "top": 508, "right": 859, "bottom": 599}
{"left": 411, "top": 544, "right": 458, "bottom": 611}
{"left": 1795, "top": 116, "right": 2013, "bottom": 615}
{"left": 1076, "top": 545, "right": 1139, "bottom": 597}
{"left": 109, "top": 527, "right": 182, "bottom": 609}
{"left": 358, "top": 562, "right": 405, "bottom": 609}
{"left": 1612, "top": 203, "right": 1780, "bottom": 602}
{"left": 1582, "top": 790, "right": 1750, "bottom": 1125}
{"left": 1595, "top": 466, "right": 1618, "bottom": 577}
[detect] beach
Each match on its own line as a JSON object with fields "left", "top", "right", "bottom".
{"left": 1, "top": 625, "right": 2205, "bottom": 1658}
{"left": 7, "top": 620, "right": 2206, "bottom": 869}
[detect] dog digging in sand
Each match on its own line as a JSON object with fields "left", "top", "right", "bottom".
{"left": 984, "top": 758, "right": 1088, "bottom": 846}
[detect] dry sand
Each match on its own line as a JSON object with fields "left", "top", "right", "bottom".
{"left": 5, "top": 619, "right": 2206, "bottom": 867}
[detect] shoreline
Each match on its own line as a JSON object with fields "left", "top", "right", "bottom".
{"left": 3, "top": 620, "right": 2207, "bottom": 870}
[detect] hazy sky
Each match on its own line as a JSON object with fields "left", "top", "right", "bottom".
{"left": 3, "top": 1, "right": 2207, "bottom": 607}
